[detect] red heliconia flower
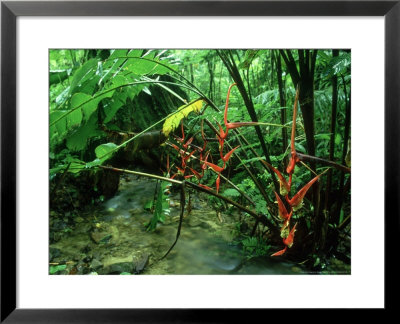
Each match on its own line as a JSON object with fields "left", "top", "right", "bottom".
{"left": 271, "top": 223, "right": 297, "bottom": 257}
{"left": 271, "top": 246, "right": 287, "bottom": 257}
{"left": 222, "top": 146, "right": 240, "bottom": 163}
{"left": 226, "top": 121, "right": 260, "bottom": 130}
{"left": 287, "top": 175, "right": 320, "bottom": 211}
{"left": 283, "top": 223, "right": 297, "bottom": 248}
{"left": 183, "top": 136, "right": 194, "bottom": 150}
{"left": 286, "top": 86, "right": 300, "bottom": 175}
{"left": 184, "top": 175, "right": 194, "bottom": 179}
{"left": 217, "top": 122, "right": 229, "bottom": 141}
{"left": 286, "top": 152, "right": 300, "bottom": 175}
{"left": 203, "top": 160, "right": 224, "bottom": 173}
{"left": 189, "top": 167, "right": 202, "bottom": 180}
{"left": 216, "top": 173, "right": 221, "bottom": 193}
{"left": 182, "top": 149, "right": 196, "bottom": 165}
{"left": 224, "top": 83, "right": 237, "bottom": 127}
{"left": 274, "top": 192, "right": 292, "bottom": 222}
{"left": 174, "top": 121, "right": 186, "bottom": 144}
{"left": 200, "top": 152, "right": 210, "bottom": 172}
{"left": 171, "top": 143, "right": 180, "bottom": 152}
{"left": 176, "top": 166, "right": 185, "bottom": 175}
{"left": 261, "top": 160, "right": 291, "bottom": 196}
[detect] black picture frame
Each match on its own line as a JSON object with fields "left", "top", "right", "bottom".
{"left": 1, "top": 0, "right": 398, "bottom": 321}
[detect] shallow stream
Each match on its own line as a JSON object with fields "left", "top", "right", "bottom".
{"left": 50, "top": 175, "right": 305, "bottom": 275}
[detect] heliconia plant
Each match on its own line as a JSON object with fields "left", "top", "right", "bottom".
{"left": 168, "top": 83, "right": 252, "bottom": 193}
{"left": 166, "top": 84, "right": 323, "bottom": 256}
{"left": 268, "top": 86, "right": 322, "bottom": 257}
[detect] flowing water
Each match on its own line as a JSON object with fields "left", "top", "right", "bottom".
{"left": 50, "top": 174, "right": 305, "bottom": 275}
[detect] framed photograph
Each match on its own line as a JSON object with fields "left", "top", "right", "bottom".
{"left": 1, "top": 0, "right": 397, "bottom": 321}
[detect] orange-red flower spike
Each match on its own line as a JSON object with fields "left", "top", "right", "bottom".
{"left": 189, "top": 167, "right": 202, "bottom": 180}
{"left": 174, "top": 121, "right": 185, "bottom": 144}
{"left": 176, "top": 166, "right": 185, "bottom": 175}
{"left": 181, "top": 120, "right": 185, "bottom": 142}
{"left": 287, "top": 175, "right": 320, "bottom": 211}
{"left": 286, "top": 152, "right": 300, "bottom": 175}
{"left": 224, "top": 83, "right": 237, "bottom": 127}
{"left": 222, "top": 146, "right": 240, "bottom": 163}
{"left": 182, "top": 149, "right": 196, "bottom": 163}
{"left": 183, "top": 136, "right": 194, "bottom": 150}
{"left": 283, "top": 223, "right": 297, "bottom": 248}
{"left": 217, "top": 123, "right": 228, "bottom": 140}
{"left": 260, "top": 160, "right": 290, "bottom": 196}
{"left": 226, "top": 121, "right": 259, "bottom": 130}
{"left": 171, "top": 144, "right": 180, "bottom": 152}
{"left": 200, "top": 152, "right": 210, "bottom": 171}
{"left": 287, "top": 86, "right": 300, "bottom": 175}
{"left": 216, "top": 174, "right": 221, "bottom": 193}
{"left": 274, "top": 192, "right": 291, "bottom": 221}
{"left": 271, "top": 246, "right": 287, "bottom": 257}
{"left": 204, "top": 161, "right": 224, "bottom": 173}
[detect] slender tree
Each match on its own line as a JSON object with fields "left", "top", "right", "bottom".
{"left": 322, "top": 49, "right": 339, "bottom": 251}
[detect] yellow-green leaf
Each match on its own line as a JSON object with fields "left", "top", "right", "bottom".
{"left": 162, "top": 99, "right": 203, "bottom": 137}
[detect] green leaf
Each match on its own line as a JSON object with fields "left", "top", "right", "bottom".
{"left": 70, "top": 93, "right": 95, "bottom": 121}
{"left": 125, "top": 56, "right": 171, "bottom": 76}
{"left": 49, "top": 264, "right": 67, "bottom": 274}
{"left": 95, "top": 143, "right": 118, "bottom": 160}
{"left": 127, "top": 49, "right": 143, "bottom": 58}
{"left": 103, "top": 97, "right": 125, "bottom": 123}
{"left": 146, "top": 181, "right": 171, "bottom": 231}
{"left": 66, "top": 106, "right": 83, "bottom": 128}
{"left": 335, "top": 133, "right": 342, "bottom": 146}
{"left": 69, "top": 59, "right": 97, "bottom": 94}
{"left": 238, "top": 50, "right": 260, "bottom": 69}
{"left": 50, "top": 110, "right": 67, "bottom": 136}
{"left": 109, "top": 49, "right": 129, "bottom": 59}
{"left": 111, "top": 75, "right": 130, "bottom": 88}
{"left": 50, "top": 69, "right": 71, "bottom": 85}
{"left": 70, "top": 90, "right": 115, "bottom": 122}
{"left": 223, "top": 188, "right": 241, "bottom": 198}
{"left": 85, "top": 158, "right": 102, "bottom": 169}
{"left": 66, "top": 115, "right": 100, "bottom": 151}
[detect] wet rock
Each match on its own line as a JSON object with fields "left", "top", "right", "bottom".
{"left": 76, "top": 262, "right": 90, "bottom": 274}
{"left": 90, "top": 259, "right": 103, "bottom": 271}
{"left": 49, "top": 247, "right": 61, "bottom": 262}
{"left": 134, "top": 254, "right": 150, "bottom": 274}
{"left": 129, "top": 207, "right": 142, "bottom": 215}
{"left": 102, "top": 262, "right": 134, "bottom": 274}
{"left": 90, "top": 224, "right": 119, "bottom": 244}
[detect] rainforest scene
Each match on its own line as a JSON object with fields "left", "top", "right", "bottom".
{"left": 49, "top": 49, "right": 351, "bottom": 275}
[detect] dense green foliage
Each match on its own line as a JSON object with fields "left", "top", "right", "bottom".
{"left": 50, "top": 49, "right": 351, "bottom": 271}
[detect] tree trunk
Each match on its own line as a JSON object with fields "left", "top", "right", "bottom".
{"left": 275, "top": 51, "right": 288, "bottom": 165}
{"left": 321, "top": 49, "right": 339, "bottom": 251}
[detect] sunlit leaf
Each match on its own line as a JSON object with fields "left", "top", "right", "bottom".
{"left": 162, "top": 99, "right": 204, "bottom": 136}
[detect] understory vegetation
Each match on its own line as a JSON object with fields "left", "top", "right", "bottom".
{"left": 49, "top": 49, "right": 351, "bottom": 274}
